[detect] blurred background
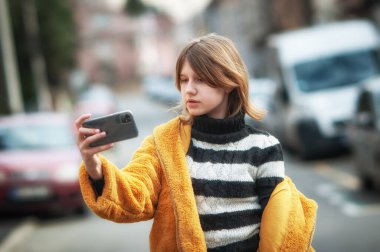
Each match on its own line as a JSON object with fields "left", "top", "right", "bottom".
{"left": 1, "top": 0, "right": 380, "bottom": 251}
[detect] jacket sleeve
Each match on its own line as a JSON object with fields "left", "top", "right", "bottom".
{"left": 78, "top": 135, "right": 162, "bottom": 223}
{"left": 258, "top": 177, "right": 318, "bottom": 252}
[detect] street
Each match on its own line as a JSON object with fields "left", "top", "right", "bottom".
{"left": 1, "top": 89, "right": 380, "bottom": 252}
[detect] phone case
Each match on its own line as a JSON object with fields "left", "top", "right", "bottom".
{"left": 82, "top": 110, "right": 138, "bottom": 147}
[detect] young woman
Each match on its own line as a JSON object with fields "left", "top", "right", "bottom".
{"left": 75, "top": 34, "right": 317, "bottom": 251}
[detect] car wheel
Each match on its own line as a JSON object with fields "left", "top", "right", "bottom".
{"left": 75, "top": 205, "right": 88, "bottom": 216}
{"left": 359, "top": 173, "right": 374, "bottom": 190}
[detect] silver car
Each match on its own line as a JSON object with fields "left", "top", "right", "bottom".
{"left": 348, "top": 77, "right": 380, "bottom": 191}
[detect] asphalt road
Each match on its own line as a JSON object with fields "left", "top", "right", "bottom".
{"left": 1, "top": 89, "right": 380, "bottom": 252}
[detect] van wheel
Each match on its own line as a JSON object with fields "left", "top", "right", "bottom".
{"left": 299, "top": 149, "right": 313, "bottom": 160}
{"left": 296, "top": 120, "right": 320, "bottom": 160}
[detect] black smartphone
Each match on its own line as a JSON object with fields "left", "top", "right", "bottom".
{"left": 82, "top": 110, "right": 138, "bottom": 147}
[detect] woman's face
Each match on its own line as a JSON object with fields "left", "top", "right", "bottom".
{"left": 179, "top": 59, "right": 230, "bottom": 119}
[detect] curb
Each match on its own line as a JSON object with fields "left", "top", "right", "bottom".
{"left": 0, "top": 218, "right": 38, "bottom": 252}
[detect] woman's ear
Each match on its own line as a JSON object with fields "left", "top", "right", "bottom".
{"left": 225, "top": 87, "right": 234, "bottom": 94}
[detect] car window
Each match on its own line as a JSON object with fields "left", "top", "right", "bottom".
{"left": 375, "top": 92, "right": 380, "bottom": 118}
{"left": 0, "top": 125, "right": 75, "bottom": 150}
{"left": 294, "top": 49, "right": 380, "bottom": 92}
{"left": 358, "top": 92, "right": 372, "bottom": 113}
{"left": 356, "top": 91, "right": 377, "bottom": 128}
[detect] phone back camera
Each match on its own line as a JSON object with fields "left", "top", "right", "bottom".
{"left": 120, "top": 114, "right": 131, "bottom": 124}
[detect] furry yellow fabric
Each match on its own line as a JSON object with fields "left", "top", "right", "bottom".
{"left": 79, "top": 117, "right": 318, "bottom": 251}
{"left": 258, "top": 177, "right": 318, "bottom": 251}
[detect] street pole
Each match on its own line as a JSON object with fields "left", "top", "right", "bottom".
{"left": 22, "top": 0, "right": 52, "bottom": 111}
{"left": 0, "top": 0, "right": 24, "bottom": 113}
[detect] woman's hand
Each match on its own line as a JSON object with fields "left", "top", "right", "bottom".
{"left": 74, "top": 114, "right": 114, "bottom": 180}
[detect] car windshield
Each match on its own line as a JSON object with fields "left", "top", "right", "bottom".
{"left": 294, "top": 50, "right": 380, "bottom": 92}
{"left": 0, "top": 125, "right": 75, "bottom": 150}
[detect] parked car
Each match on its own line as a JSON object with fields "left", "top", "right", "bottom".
{"left": 348, "top": 77, "right": 380, "bottom": 190}
{"left": 74, "top": 84, "right": 118, "bottom": 118}
{"left": 246, "top": 78, "right": 277, "bottom": 129}
{"left": 264, "top": 19, "right": 380, "bottom": 158}
{"left": 142, "top": 75, "right": 180, "bottom": 106}
{"left": 0, "top": 112, "right": 85, "bottom": 215}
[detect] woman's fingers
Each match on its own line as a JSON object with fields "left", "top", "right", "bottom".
{"left": 74, "top": 114, "right": 101, "bottom": 144}
{"left": 84, "top": 143, "right": 114, "bottom": 155}
{"left": 84, "top": 131, "right": 106, "bottom": 145}
{"left": 74, "top": 113, "right": 113, "bottom": 157}
{"left": 78, "top": 127, "right": 100, "bottom": 137}
{"left": 80, "top": 131, "right": 113, "bottom": 155}
{"left": 76, "top": 127, "right": 100, "bottom": 145}
{"left": 74, "top": 113, "right": 92, "bottom": 130}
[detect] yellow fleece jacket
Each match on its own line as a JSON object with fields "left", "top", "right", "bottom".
{"left": 79, "top": 117, "right": 318, "bottom": 251}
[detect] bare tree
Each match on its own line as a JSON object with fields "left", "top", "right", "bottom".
{"left": 336, "top": 0, "right": 380, "bottom": 21}
{"left": 270, "top": 0, "right": 314, "bottom": 32}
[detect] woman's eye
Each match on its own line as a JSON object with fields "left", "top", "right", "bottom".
{"left": 180, "top": 79, "right": 188, "bottom": 84}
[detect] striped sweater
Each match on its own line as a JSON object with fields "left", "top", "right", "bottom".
{"left": 188, "top": 114, "right": 285, "bottom": 251}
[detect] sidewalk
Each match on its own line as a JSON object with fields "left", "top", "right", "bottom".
{"left": 0, "top": 218, "right": 37, "bottom": 252}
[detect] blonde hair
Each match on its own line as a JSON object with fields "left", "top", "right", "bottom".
{"left": 174, "top": 33, "right": 265, "bottom": 123}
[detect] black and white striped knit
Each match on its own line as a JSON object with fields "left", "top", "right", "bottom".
{"left": 187, "top": 113, "right": 285, "bottom": 251}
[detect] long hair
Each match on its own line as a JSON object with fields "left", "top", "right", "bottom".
{"left": 174, "top": 33, "right": 265, "bottom": 123}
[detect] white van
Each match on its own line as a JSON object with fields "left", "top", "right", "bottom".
{"left": 264, "top": 19, "right": 380, "bottom": 158}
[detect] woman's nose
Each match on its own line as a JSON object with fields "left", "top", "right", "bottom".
{"left": 185, "top": 81, "right": 196, "bottom": 93}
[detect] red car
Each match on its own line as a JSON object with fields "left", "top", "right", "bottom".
{"left": 0, "top": 112, "right": 85, "bottom": 215}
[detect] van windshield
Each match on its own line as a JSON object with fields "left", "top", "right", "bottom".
{"left": 294, "top": 50, "right": 380, "bottom": 92}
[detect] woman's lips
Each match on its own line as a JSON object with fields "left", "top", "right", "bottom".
{"left": 186, "top": 99, "right": 199, "bottom": 108}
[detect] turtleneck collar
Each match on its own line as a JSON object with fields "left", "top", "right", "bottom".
{"left": 192, "top": 113, "right": 245, "bottom": 135}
